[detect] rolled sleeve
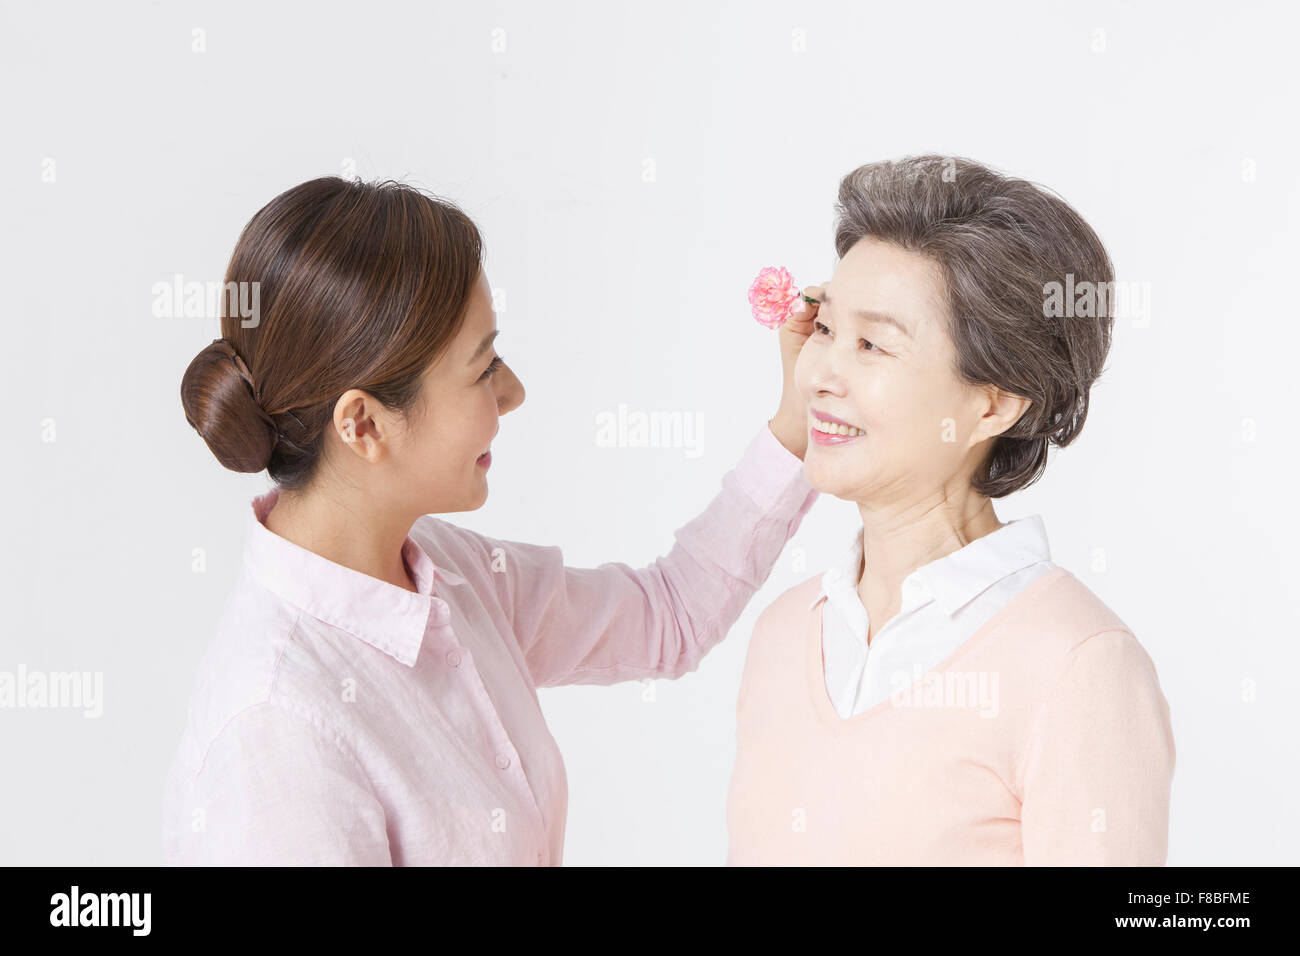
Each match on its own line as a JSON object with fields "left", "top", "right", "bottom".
{"left": 1020, "top": 629, "right": 1176, "bottom": 866}
{"left": 177, "top": 700, "right": 392, "bottom": 866}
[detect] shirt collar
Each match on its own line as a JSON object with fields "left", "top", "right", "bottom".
{"left": 808, "top": 514, "right": 1051, "bottom": 615}
{"left": 242, "top": 487, "right": 465, "bottom": 667}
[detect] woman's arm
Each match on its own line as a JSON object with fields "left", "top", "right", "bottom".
{"left": 1020, "top": 629, "right": 1177, "bottom": 865}
{"left": 471, "top": 421, "right": 818, "bottom": 687}
{"left": 465, "top": 286, "right": 824, "bottom": 687}
{"left": 171, "top": 700, "right": 392, "bottom": 866}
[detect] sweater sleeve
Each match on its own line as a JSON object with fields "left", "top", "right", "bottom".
{"left": 1020, "top": 628, "right": 1176, "bottom": 866}
{"left": 479, "top": 423, "right": 818, "bottom": 687}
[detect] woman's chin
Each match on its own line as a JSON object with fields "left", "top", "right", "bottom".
{"left": 466, "top": 479, "right": 489, "bottom": 510}
{"left": 803, "top": 457, "right": 860, "bottom": 497}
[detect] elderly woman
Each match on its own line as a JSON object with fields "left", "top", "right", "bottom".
{"left": 726, "top": 155, "right": 1176, "bottom": 866}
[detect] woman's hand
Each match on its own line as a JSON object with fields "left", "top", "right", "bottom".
{"left": 768, "top": 283, "right": 824, "bottom": 460}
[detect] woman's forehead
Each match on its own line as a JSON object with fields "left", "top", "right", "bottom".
{"left": 833, "top": 244, "right": 952, "bottom": 332}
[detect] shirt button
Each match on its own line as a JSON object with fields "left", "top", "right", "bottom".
{"left": 536, "top": 851, "right": 543, "bottom": 865}
{"left": 495, "top": 754, "right": 510, "bottom": 770}
{"left": 445, "top": 649, "right": 461, "bottom": 668}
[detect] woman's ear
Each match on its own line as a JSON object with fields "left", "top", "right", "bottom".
{"left": 331, "top": 389, "right": 390, "bottom": 463}
{"left": 974, "top": 386, "right": 1033, "bottom": 444}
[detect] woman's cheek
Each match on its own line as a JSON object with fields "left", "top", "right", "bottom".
{"left": 482, "top": 393, "right": 500, "bottom": 435}
{"left": 794, "top": 346, "right": 818, "bottom": 400}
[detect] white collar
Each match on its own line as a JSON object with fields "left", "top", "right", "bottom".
{"left": 808, "top": 515, "right": 1051, "bottom": 616}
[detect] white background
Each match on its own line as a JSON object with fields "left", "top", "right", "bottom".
{"left": 1, "top": 0, "right": 1296, "bottom": 865}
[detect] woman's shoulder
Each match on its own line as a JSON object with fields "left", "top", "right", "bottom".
{"left": 987, "top": 566, "right": 1164, "bottom": 693}
{"left": 190, "top": 568, "right": 301, "bottom": 698}
{"left": 171, "top": 571, "right": 354, "bottom": 770}
{"left": 1024, "top": 566, "right": 1136, "bottom": 647}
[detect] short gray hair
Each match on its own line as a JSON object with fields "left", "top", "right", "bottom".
{"left": 833, "top": 154, "right": 1114, "bottom": 498}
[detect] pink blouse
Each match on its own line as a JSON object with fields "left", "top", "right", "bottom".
{"left": 161, "top": 423, "right": 818, "bottom": 865}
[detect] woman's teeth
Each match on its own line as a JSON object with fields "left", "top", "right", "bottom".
{"left": 812, "top": 419, "right": 864, "bottom": 437}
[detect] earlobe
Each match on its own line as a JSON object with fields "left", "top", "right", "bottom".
{"left": 336, "top": 415, "right": 371, "bottom": 462}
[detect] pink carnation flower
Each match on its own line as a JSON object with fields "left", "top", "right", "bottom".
{"left": 748, "top": 265, "right": 804, "bottom": 329}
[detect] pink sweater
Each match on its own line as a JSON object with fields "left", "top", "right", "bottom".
{"left": 726, "top": 566, "right": 1176, "bottom": 865}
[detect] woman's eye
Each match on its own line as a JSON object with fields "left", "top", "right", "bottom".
{"left": 479, "top": 355, "right": 504, "bottom": 381}
{"left": 813, "top": 322, "right": 879, "bottom": 354}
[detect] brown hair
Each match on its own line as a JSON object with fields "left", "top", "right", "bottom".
{"left": 180, "top": 177, "right": 483, "bottom": 489}
{"left": 833, "top": 154, "right": 1114, "bottom": 498}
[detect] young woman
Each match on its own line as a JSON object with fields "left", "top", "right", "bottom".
{"left": 726, "top": 155, "right": 1177, "bottom": 865}
{"left": 163, "top": 176, "right": 823, "bottom": 865}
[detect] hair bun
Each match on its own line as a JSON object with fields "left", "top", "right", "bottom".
{"left": 180, "top": 338, "right": 278, "bottom": 473}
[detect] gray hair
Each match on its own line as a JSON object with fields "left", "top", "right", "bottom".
{"left": 833, "top": 154, "right": 1115, "bottom": 498}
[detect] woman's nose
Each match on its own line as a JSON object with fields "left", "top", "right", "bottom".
{"left": 497, "top": 365, "right": 525, "bottom": 414}
{"left": 807, "top": 347, "right": 847, "bottom": 396}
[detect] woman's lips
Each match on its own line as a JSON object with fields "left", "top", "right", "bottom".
{"left": 810, "top": 426, "right": 863, "bottom": 446}
{"left": 476, "top": 450, "right": 492, "bottom": 468}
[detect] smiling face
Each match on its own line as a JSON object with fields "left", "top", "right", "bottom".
{"left": 795, "top": 237, "right": 1011, "bottom": 506}
{"left": 387, "top": 269, "right": 525, "bottom": 515}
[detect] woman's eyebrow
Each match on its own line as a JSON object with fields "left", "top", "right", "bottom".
{"left": 468, "top": 329, "right": 499, "bottom": 364}
{"left": 820, "top": 291, "right": 912, "bottom": 338}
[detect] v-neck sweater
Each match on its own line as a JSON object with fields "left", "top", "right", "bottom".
{"left": 726, "top": 566, "right": 1176, "bottom": 865}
